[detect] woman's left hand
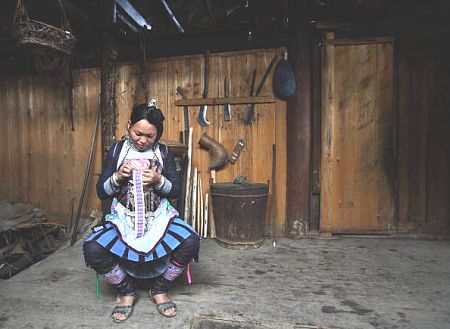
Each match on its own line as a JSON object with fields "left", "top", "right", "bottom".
{"left": 141, "top": 167, "right": 162, "bottom": 187}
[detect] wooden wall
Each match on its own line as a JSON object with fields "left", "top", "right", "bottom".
{"left": 320, "top": 36, "right": 395, "bottom": 234}
{"left": 398, "top": 52, "right": 450, "bottom": 233}
{"left": 0, "top": 48, "right": 287, "bottom": 233}
{"left": 0, "top": 69, "right": 101, "bottom": 220}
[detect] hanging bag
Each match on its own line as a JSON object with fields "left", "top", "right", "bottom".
{"left": 273, "top": 52, "right": 297, "bottom": 99}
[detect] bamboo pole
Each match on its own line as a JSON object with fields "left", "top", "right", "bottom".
{"left": 209, "top": 169, "right": 216, "bottom": 238}
{"left": 204, "top": 193, "right": 209, "bottom": 237}
{"left": 198, "top": 177, "right": 204, "bottom": 237}
{"left": 191, "top": 167, "right": 198, "bottom": 231}
{"left": 183, "top": 127, "right": 193, "bottom": 223}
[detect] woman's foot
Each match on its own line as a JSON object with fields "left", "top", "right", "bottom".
{"left": 152, "top": 293, "right": 177, "bottom": 318}
{"left": 111, "top": 295, "right": 135, "bottom": 323}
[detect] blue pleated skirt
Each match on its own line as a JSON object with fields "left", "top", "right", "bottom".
{"left": 85, "top": 218, "right": 196, "bottom": 263}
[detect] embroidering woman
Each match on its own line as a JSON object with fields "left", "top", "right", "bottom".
{"left": 83, "top": 102, "right": 199, "bottom": 323}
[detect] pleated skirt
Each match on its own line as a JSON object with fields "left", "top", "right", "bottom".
{"left": 85, "top": 218, "right": 197, "bottom": 263}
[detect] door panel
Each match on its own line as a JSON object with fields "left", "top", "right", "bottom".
{"left": 320, "top": 36, "right": 395, "bottom": 234}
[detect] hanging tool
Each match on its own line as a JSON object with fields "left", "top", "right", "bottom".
{"left": 229, "top": 138, "right": 245, "bottom": 164}
{"left": 176, "top": 86, "right": 190, "bottom": 132}
{"left": 198, "top": 50, "right": 210, "bottom": 126}
{"left": 244, "top": 55, "right": 278, "bottom": 125}
{"left": 244, "top": 69, "right": 257, "bottom": 123}
{"left": 223, "top": 76, "right": 231, "bottom": 121}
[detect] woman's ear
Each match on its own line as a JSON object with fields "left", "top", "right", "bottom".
{"left": 126, "top": 121, "right": 131, "bottom": 131}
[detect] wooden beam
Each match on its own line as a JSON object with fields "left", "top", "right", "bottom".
{"left": 115, "top": 0, "right": 152, "bottom": 30}
{"left": 174, "top": 96, "right": 274, "bottom": 107}
{"left": 285, "top": 27, "right": 313, "bottom": 238}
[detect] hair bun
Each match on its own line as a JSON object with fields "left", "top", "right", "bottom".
{"left": 148, "top": 106, "right": 165, "bottom": 123}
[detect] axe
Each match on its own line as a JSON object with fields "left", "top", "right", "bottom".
{"left": 198, "top": 50, "right": 210, "bottom": 126}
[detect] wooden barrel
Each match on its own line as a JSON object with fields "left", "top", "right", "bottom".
{"left": 210, "top": 183, "right": 269, "bottom": 250}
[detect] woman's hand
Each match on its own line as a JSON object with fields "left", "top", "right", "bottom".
{"left": 114, "top": 163, "right": 133, "bottom": 183}
{"left": 141, "top": 167, "right": 162, "bottom": 187}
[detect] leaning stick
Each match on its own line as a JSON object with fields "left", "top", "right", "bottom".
{"left": 209, "top": 169, "right": 217, "bottom": 238}
{"left": 196, "top": 175, "right": 201, "bottom": 233}
{"left": 191, "top": 167, "right": 198, "bottom": 230}
{"left": 198, "top": 177, "right": 204, "bottom": 236}
{"left": 204, "top": 193, "right": 209, "bottom": 238}
{"left": 183, "top": 127, "right": 193, "bottom": 222}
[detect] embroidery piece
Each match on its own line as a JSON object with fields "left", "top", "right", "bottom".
{"left": 133, "top": 170, "right": 145, "bottom": 238}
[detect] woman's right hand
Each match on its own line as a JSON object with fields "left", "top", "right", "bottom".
{"left": 114, "top": 163, "right": 133, "bottom": 183}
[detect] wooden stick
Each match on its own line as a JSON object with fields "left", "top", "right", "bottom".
{"left": 204, "top": 193, "right": 209, "bottom": 238}
{"left": 196, "top": 175, "right": 201, "bottom": 233}
{"left": 183, "top": 127, "right": 193, "bottom": 222}
{"left": 199, "top": 177, "right": 204, "bottom": 237}
{"left": 209, "top": 169, "right": 217, "bottom": 238}
{"left": 191, "top": 167, "right": 198, "bottom": 231}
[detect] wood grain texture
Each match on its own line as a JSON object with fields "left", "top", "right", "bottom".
{"left": 321, "top": 37, "right": 395, "bottom": 233}
{"left": 0, "top": 48, "right": 287, "bottom": 231}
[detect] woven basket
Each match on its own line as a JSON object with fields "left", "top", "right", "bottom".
{"left": 14, "top": 0, "right": 76, "bottom": 56}
{"left": 16, "top": 20, "right": 76, "bottom": 55}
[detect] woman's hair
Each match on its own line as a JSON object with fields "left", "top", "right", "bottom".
{"left": 130, "top": 103, "right": 165, "bottom": 142}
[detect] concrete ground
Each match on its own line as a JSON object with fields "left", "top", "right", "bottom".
{"left": 0, "top": 236, "right": 449, "bottom": 329}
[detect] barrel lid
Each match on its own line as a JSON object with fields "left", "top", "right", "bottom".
{"left": 210, "top": 182, "right": 269, "bottom": 195}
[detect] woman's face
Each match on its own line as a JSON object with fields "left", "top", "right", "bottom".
{"left": 127, "top": 119, "right": 158, "bottom": 151}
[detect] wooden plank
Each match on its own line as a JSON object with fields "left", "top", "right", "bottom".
{"left": 375, "top": 42, "right": 395, "bottom": 230}
{"left": 332, "top": 44, "right": 356, "bottom": 231}
{"left": 322, "top": 37, "right": 395, "bottom": 46}
{"left": 175, "top": 96, "right": 275, "bottom": 106}
{"left": 285, "top": 28, "right": 312, "bottom": 237}
{"left": 320, "top": 32, "right": 336, "bottom": 233}
{"left": 426, "top": 54, "right": 450, "bottom": 224}
{"left": 310, "top": 32, "right": 322, "bottom": 231}
{"left": 320, "top": 36, "right": 395, "bottom": 234}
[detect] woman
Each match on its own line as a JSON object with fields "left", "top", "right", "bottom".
{"left": 83, "top": 102, "right": 199, "bottom": 323}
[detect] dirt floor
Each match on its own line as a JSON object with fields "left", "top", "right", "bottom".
{"left": 0, "top": 236, "right": 449, "bottom": 329}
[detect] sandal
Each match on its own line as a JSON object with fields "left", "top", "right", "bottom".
{"left": 150, "top": 293, "right": 177, "bottom": 318}
{"left": 156, "top": 300, "right": 177, "bottom": 318}
{"left": 111, "top": 295, "right": 136, "bottom": 323}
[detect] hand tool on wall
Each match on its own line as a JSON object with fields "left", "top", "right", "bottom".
{"left": 244, "top": 69, "right": 257, "bottom": 124}
{"left": 244, "top": 55, "right": 278, "bottom": 125}
{"left": 229, "top": 138, "right": 245, "bottom": 164}
{"left": 223, "top": 77, "right": 231, "bottom": 121}
{"left": 198, "top": 50, "right": 210, "bottom": 126}
{"left": 176, "top": 86, "right": 190, "bottom": 132}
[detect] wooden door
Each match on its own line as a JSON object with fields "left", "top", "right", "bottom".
{"left": 320, "top": 35, "right": 395, "bottom": 234}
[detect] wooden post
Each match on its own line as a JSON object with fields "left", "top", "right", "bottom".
{"left": 100, "top": 32, "right": 119, "bottom": 214}
{"left": 285, "top": 23, "right": 313, "bottom": 238}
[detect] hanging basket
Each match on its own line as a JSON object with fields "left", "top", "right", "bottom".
{"left": 14, "top": 0, "right": 76, "bottom": 56}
